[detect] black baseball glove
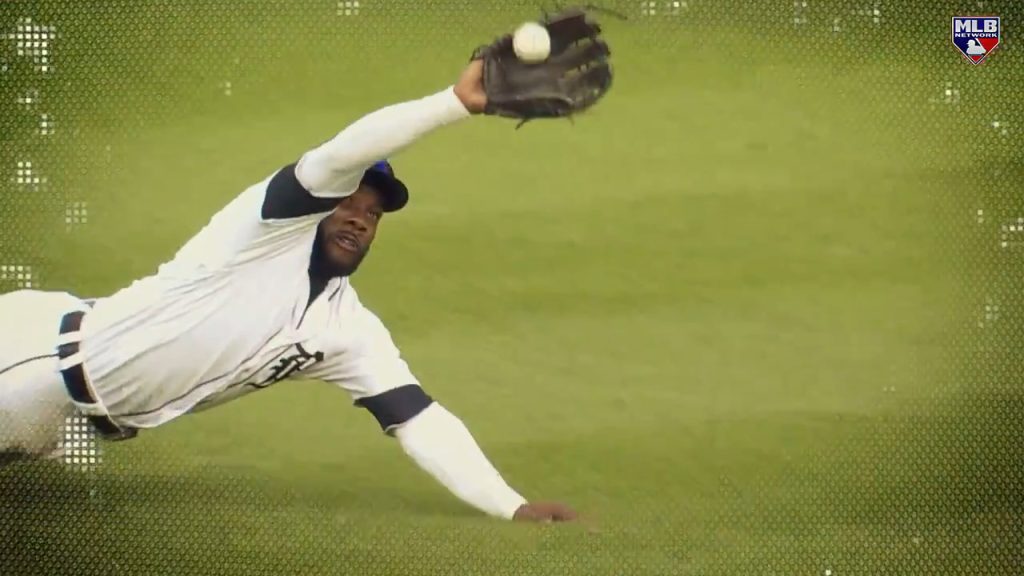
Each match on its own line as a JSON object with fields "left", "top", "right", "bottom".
{"left": 471, "top": 7, "right": 616, "bottom": 127}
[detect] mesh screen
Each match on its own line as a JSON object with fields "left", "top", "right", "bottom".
{"left": 1, "top": 1, "right": 1022, "bottom": 575}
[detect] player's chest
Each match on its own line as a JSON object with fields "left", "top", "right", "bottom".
{"left": 231, "top": 277, "right": 346, "bottom": 389}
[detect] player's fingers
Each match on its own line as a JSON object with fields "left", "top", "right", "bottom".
{"left": 551, "top": 504, "right": 579, "bottom": 521}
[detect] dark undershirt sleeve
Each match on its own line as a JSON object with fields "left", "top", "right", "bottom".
{"left": 261, "top": 162, "right": 347, "bottom": 220}
{"left": 355, "top": 384, "right": 435, "bottom": 432}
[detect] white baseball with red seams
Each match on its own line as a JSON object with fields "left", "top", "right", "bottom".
{"left": 513, "top": 22, "right": 551, "bottom": 63}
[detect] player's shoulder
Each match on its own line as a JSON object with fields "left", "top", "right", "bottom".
{"left": 341, "top": 284, "right": 391, "bottom": 332}
{"left": 334, "top": 282, "right": 401, "bottom": 349}
{"left": 219, "top": 163, "right": 325, "bottom": 227}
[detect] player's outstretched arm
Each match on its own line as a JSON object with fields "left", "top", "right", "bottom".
{"left": 393, "top": 402, "right": 577, "bottom": 523}
{"left": 293, "top": 61, "right": 486, "bottom": 197}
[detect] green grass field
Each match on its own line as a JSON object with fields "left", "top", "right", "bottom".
{"left": 2, "top": 1, "right": 1022, "bottom": 574}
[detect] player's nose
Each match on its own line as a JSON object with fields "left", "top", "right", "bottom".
{"left": 344, "top": 212, "right": 369, "bottom": 232}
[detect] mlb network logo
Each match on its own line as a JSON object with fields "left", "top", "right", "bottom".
{"left": 952, "top": 16, "right": 1001, "bottom": 64}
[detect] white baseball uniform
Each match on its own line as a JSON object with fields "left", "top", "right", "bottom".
{"left": 0, "top": 86, "right": 528, "bottom": 519}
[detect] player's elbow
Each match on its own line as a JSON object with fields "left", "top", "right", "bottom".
{"left": 355, "top": 384, "right": 434, "bottom": 434}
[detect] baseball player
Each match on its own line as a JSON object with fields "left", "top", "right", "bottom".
{"left": 0, "top": 9, "right": 612, "bottom": 523}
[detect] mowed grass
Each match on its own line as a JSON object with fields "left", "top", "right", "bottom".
{"left": 2, "top": 5, "right": 1017, "bottom": 575}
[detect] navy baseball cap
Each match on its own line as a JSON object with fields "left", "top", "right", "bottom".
{"left": 361, "top": 160, "right": 409, "bottom": 213}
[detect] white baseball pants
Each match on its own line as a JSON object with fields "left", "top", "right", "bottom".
{"left": 0, "top": 289, "right": 82, "bottom": 462}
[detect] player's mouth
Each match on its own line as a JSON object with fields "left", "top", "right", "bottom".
{"left": 333, "top": 232, "right": 361, "bottom": 253}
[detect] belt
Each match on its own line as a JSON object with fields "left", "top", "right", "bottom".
{"left": 57, "top": 309, "right": 137, "bottom": 441}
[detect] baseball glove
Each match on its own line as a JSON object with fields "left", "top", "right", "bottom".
{"left": 471, "top": 6, "right": 615, "bottom": 127}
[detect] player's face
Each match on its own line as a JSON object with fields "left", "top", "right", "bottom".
{"left": 317, "top": 185, "right": 383, "bottom": 277}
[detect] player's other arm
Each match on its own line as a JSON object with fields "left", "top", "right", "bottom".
{"left": 358, "top": 386, "right": 576, "bottom": 522}
{"left": 388, "top": 399, "right": 577, "bottom": 523}
{"left": 354, "top": 385, "right": 527, "bottom": 520}
{"left": 312, "top": 306, "right": 575, "bottom": 523}
{"left": 261, "top": 62, "right": 487, "bottom": 220}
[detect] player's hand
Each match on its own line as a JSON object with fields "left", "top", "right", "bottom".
{"left": 513, "top": 501, "right": 578, "bottom": 523}
{"left": 453, "top": 59, "right": 487, "bottom": 114}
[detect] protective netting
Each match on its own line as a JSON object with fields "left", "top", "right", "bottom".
{"left": 2, "top": 1, "right": 1022, "bottom": 575}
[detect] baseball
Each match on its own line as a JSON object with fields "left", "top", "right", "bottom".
{"left": 513, "top": 22, "right": 551, "bottom": 63}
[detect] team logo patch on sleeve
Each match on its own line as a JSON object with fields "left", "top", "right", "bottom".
{"left": 952, "top": 17, "right": 1001, "bottom": 65}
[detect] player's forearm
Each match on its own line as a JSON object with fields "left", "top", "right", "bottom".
{"left": 296, "top": 86, "right": 470, "bottom": 194}
{"left": 394, "top": 402, "right": 527, "bottom": 520}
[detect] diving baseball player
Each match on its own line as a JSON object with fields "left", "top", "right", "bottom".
{"left": 0, "top": 9, "right": 612, "bottom": 523}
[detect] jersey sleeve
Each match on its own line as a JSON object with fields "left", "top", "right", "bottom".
{"left": 262, "top": 86, "right": 470, "bottom": 219}
{"left": 160, "top": 86, "right": 471, "bottom": 274}
{"left": 259, "top": 162, "right": 346, "bottom": 221}
{"left": 304, "top": 303, "right": 434, "bottom": 433}
{"left": 294, "top": 86, "right": 469, "bottom": 197}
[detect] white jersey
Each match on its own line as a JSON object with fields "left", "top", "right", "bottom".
{"left": 79, "top": 173, "right": 413, "bottom": 429}
{"left": 77, "top": 86, "right": 470, "bottom": 429}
